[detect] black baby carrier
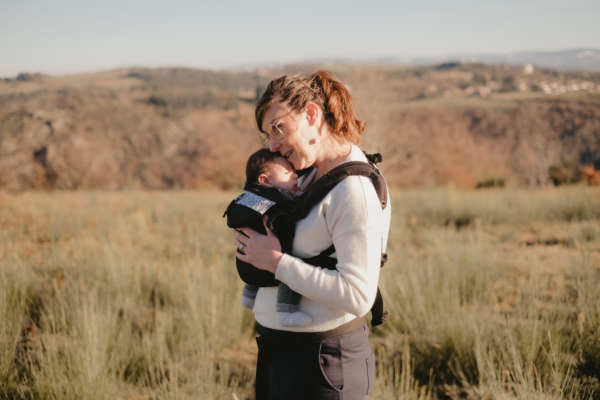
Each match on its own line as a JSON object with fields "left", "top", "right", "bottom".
{"left": 223, "top": 153, "right": 389, "bottom": 326}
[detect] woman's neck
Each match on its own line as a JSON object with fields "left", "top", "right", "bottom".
{"left": 314, "top": 137, "right": 353, "bottom": 180}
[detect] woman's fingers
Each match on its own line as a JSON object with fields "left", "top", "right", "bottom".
{"left": 236, "top": 228, "right": 250, "bottom": 238}
{"left": 233, "top": 230, "right": 249, "bottom": 259}
{"left": 262, "top": 216, "right": 275, "bottom": 237}
{"left": 233, "top": 229, "right": 248, "bottom": 256}
{"left": 234, "top": 229, "right": 250, "bottom": 244}
{"left": 231, "top": 224, "right": 281, "bottom": 272}
{"left": 234, "top": 227, "right": 257, "bottom": 258}
{"left": 236, "top": 246, "right": 248, "bottom": 260}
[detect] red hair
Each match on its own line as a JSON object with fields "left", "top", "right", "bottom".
{"left": 255, "top": 71, "right": 366, "bottom": 144}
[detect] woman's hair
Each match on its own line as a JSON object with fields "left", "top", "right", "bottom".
{"left": 246, "top": 148, "right": 282, "bottom": 184}
{"left": 255, "top": 71, "right": 366, "bottom": 144}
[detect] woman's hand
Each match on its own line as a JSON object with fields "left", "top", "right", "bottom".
{"left": 233, "top": 217, "right": 283, "bottom": 274}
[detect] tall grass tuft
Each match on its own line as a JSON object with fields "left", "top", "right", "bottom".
{"left": 0, "top": 191, "right": 253, "bottom": 399}
{"left": 377, "top": 186, "right": 600, "bottom": 399}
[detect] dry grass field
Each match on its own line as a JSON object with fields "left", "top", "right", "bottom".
{"left": 1, "top": 187, "right": 600, "bottom": 399}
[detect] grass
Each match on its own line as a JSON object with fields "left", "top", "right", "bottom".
{"left": 0, "top": 187, "right": 599, "bottom": 399}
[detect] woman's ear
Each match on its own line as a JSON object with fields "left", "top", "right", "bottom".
{"left": 305, "top": 102, "right": 320, "bottom": 126}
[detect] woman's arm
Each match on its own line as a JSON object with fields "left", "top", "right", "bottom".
{"left": 275, "top": 176, "right": 387, "bottom": 316}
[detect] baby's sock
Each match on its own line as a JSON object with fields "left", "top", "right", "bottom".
{"left": 278, "top": 311, "right": 313, "bottom": 327}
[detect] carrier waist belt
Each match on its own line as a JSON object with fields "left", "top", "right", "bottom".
{"left": 256, "top": 316, "right": 367, "bottom": 345}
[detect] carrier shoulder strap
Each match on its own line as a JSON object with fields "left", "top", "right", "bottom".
{"left": 297, "top": 152, "right": 389, "bottom": 326}
{"left": 296, "top": 156, "right": 388, "bottom": 221}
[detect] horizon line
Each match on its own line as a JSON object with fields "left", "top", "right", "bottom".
{"left": 2, "top": 47, "right": 600, "bottom": 79}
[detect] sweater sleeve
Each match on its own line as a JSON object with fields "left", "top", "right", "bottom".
{"left": 274, "top": 176, "right": 383, "bottom": 317}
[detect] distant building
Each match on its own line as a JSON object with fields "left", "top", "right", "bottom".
{"left": 523, "top": 64, "right": 534, "bottom": 75}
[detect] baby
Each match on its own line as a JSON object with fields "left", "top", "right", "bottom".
{"left": 224, "top": 148, "right": 312, "bottom": 327}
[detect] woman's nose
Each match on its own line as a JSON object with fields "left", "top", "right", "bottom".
{"left": 269, "top": 141, "right": 280, "bottom": 152}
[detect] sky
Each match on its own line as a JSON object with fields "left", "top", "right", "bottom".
{"left": 1, "top": 0, "right": 599, "bottom": 77}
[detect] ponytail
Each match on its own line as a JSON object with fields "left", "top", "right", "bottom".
{"left": 309, "top": 71, "right": 365, "bottom": 144}
{"left": 255, "top": 71, "right": 366, "bottom": 144}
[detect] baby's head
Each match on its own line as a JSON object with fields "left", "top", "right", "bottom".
{"left": 246, "top": 149, "right": 298, "bottom": 194}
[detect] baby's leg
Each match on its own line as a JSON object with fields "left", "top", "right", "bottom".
{"left": 241, "top": 284, "right": 258, "bottom": 309}
{"left": 277, "top": 284, "right": 312, "bottom": 326}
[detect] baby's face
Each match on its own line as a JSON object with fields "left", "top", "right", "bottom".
{"left": 262, "top": 157, "right": 298, "bottom": 193}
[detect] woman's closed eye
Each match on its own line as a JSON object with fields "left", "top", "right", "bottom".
{"left": 272, "top": 121, "right": 284, "bottom": 137}
{"left": 261, "top": 122, "right": 284, "bottom": 142}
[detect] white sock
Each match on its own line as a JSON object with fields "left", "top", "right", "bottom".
{"left": 241, "top": 296, "right": 255, "bottom": 310}
{"left": 278, "top": 311, "right": 313, "bottom": 327}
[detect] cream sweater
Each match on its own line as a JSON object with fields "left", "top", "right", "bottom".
{"left": 253, "top": 145, "right": 392, "bottom": 331}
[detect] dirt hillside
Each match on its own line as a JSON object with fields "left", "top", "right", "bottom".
{"left": 1, "top": 64, "right": 599, "bottom": 190}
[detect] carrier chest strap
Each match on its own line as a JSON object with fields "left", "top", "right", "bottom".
{"left": 295, "top": 161, "right": 388, "bottom": 221}
{"left": 295, "top": 158, "right": 389, "bottom": 268}
{"left": 303, "top": 245, "right": 387, "bottom": 271}
{"left": 301, "top": 250, "right": 388, "bottom": 327}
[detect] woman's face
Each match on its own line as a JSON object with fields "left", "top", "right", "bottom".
{"left": 260, "top": 102, "right": 319, "bottom": 171}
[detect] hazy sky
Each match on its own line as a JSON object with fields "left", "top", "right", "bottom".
{"left": 1, "top": 0, "right": 598, "bottom": 77}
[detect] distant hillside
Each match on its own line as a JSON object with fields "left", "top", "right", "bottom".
{"left": 1, "top": 63, "right": 599, "bottom": 191}
{"left": 289, "top": 49, "right": 600, "bottom": 72}
{"left": 466, "top": 49, "right": 600, "bottom": 72}
{"left": 422, "top": 49, "right": 600, "bottom": 72}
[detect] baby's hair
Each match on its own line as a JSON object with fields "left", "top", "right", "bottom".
{"left": 246, "top": 149, "right": 283, "bottom": 183}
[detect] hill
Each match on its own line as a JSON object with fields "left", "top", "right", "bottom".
{"left": 245, "top": 49, "right": 600, "bottom": 73}
{"left": 375, "top": 48, "right": 600, "bottom": 72}
{"left": 1, "top": 63, "right": 599, "bottom": 190}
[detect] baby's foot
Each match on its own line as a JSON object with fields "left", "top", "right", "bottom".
{"left": 241, "top": 296, "right": 255, "bottom": 310}
{"left": 279, "top": 311, "right": 313, "bottom": 327}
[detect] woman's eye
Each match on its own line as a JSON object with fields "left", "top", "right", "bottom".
{"left": 274, "top": 122, "right": 284, "bottom": 136}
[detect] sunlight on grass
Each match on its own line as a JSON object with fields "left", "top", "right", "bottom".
{"left": 1, "top": 187, "right": 599, "bottom": 399}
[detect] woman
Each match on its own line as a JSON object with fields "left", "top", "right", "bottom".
{"left": 234, "top": 71, "right": 391, "bottom": 400}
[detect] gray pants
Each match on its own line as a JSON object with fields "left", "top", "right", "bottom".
{"left": 243, "top": 283, "right": 302, "bottom": 313}
{"left": 255, "top": 323, "right": 375, "bottom": 400}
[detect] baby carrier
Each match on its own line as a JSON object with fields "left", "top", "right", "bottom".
{"left": 224, "top": 153, "right": 389, "bottom": 326}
